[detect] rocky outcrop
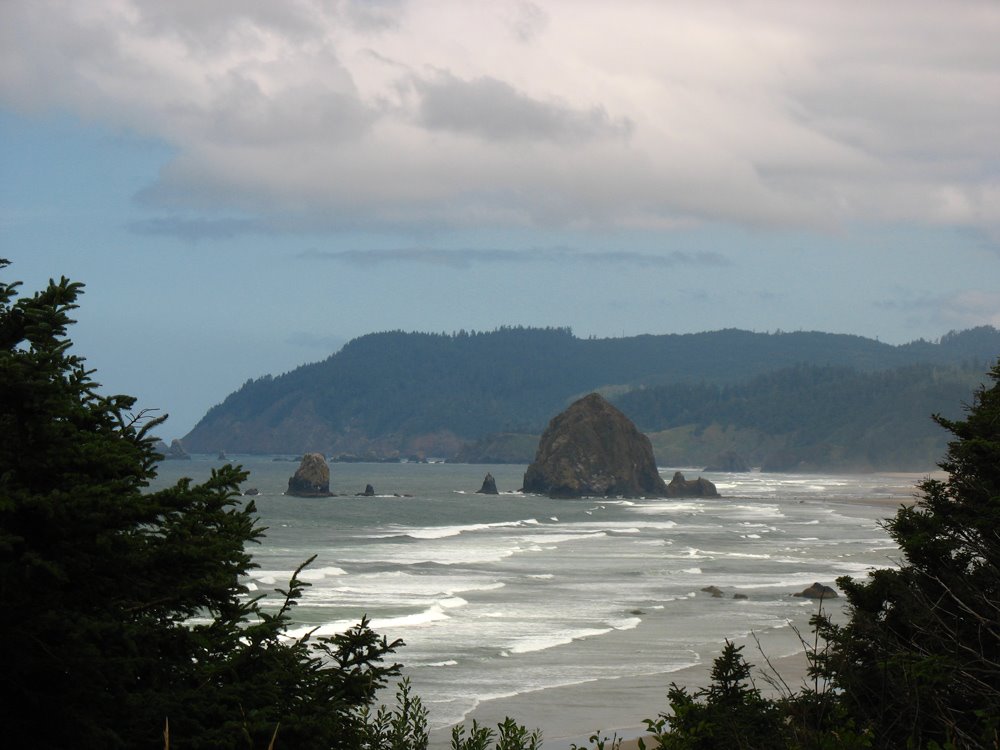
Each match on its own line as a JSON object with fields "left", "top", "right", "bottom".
{"left": 476, "top": 473, "right": 499, "bottom": 495}
{"left": 356, "top": 484, "right": 376, "bottom": 497}
{"left": 287, "top": 453, "right": 333, "bottom": 497}
{"left": 703, "top": 450, "right": 750, "bottom": 472}
{"left": 701, "top": 585, "right": 749, "bottom": 600}
{"left": 521, "top": 393, "right": 669, "bottom": 498}
{"left": 793, "top": 582, "right": 838, "bottom": 600}
{"left": 666, "top": 471, "right": 720, "bottom": 498}
{"left": 154, "top": 439, "right": 191, "bottom": 460}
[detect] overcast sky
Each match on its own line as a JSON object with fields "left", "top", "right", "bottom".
{"left": 2, "top": 0, "right": 999, "bottom": 439}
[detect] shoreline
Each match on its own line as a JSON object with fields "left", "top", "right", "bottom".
{"left": 428, "top": 626, "right": 818, "bottom": 749}
{"left": 428, "top": 486, "right": 926, "bottom": 749}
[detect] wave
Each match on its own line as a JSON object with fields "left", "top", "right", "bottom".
{"left": 253, "top": 566, "right": 347, "bottom": 585}
{"left": 284, "top": 596, "right": 467, "bottom": 640}
{"left": 298, "top": 565, "right": 349, "bottom": 581}
{"left": 505, "top": 626, "right": 613, "bottom": 655}
{"left": 608, "top": 616, "right": 642, "bottom": 630}
{"left": 374, "top": 518, "right": 542, "bottom": 540}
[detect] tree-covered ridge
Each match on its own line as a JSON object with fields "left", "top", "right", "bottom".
{"left": 182, "top": 325, "right": 999, "bottom": 469}
{"left": 617, "top": 363, "right": 985, "bottom": 470}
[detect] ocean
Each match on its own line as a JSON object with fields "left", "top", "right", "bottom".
{"left": 148, "top": 458, "right": 916, "bottom": 743}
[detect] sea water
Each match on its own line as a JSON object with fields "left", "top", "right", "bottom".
{"left": 148, "top": 459, "right": 915, "bottom": 736}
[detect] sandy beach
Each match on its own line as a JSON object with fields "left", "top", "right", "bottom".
{"left": 428, "top": 624, "right": 817, "bottom": 749}
{"left": 427, "top": 483, "right": 930, "bottom": 749}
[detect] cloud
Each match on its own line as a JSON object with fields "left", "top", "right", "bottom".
{"left": 2, "top": 0, "right": 998, "bottom": 238}
{"left": 876, "top": 288, "right": 1000, "bottom": 331}
{"left": 298, "top": 246, "right": 731, "bottom": 269}
{"left": 507, "top": 1, "right": 549, "bottom": 43}
{"left": 414, "top": 71, "right": 632, "bottom": 143}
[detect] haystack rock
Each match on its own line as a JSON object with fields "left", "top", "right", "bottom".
{"left": 521, "top": 393, "right": 669, "bottom": 498}
{"left": 476, "top": 473, "right": 499, "bottom": 495}
{"left": 666, "top": 471, "right": 720, "bottom": 498}
{"left": 287, "top": 453, "right": 333, "bottom": 497}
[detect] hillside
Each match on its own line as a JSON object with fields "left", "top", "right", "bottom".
{"left": 181, "top": 326, "right": 1000, "bottom": 469}
{"left": 621, "top": 363, "right": 984, "bottom": 471}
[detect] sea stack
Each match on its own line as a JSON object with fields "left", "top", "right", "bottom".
{"left": 522, "top": 393, "right": 669, "bottom": 498}
{"left": 666, "top": 471, "right": 720, "bottom": 498}
{"left": 476, "top": 473, "right": 499, "bottom": 495}
{"left": 287, "top": 453, "right": 333, "bottom": 497}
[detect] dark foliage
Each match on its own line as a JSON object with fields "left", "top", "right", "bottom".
{"left": 0, "top": 262, "right": 403, "bottom": 749}
{"left": 821, "top": 360, "right": 1000, "bottom": 748}
{"left": 649, "top": 642, "right": 786, "bottom": 750}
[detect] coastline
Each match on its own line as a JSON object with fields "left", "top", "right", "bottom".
{"left": 428, "top": 616, "right": 819, "bottom": 749}
{"left": 428, "top": 483, "right": 928, "bottom": 749}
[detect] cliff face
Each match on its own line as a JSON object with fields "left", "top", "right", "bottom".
{"left": 522, "top": 393, "right": 669, "bottom": 498}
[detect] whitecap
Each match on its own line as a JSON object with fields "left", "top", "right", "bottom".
{"left": 721, "top": 552, "right": 772, "bottom": 559}
{"left": 394, "top": 518, "right": 540, "bottom": 540}
{"left": 298, "top": 565, "right": 348, "bottom": 581}
{"left": 609, "top": 616, "right": 641, "bottom": 630}
{"left": 506, "top": 627, "right": 612, "bottom": 655}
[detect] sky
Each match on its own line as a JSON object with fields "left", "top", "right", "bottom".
{"left": 2, "top": 1, "right": 999, "bottom": 439}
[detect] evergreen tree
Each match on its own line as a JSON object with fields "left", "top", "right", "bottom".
{"left": 647, "top": 641, "right": 787, "bottom": 750}
{"left": 0, "top": 262, "right": 403, "bottom": 748}
{"left": 823, "top": 360, "right": 1000, "bottom": 748}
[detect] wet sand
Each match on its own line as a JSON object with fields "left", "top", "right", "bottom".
{"left": 428, "top": 627, "right": 817, "bottom": 749}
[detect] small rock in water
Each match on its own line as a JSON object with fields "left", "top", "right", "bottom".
{"left": 793, "top": 582, "right": 838, "bottom": 600}
{"left": 476, "top": 473, "right": 499, "bottom": 495}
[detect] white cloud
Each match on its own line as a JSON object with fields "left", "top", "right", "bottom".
{"left": 2, "top": 0, "right": 998, "bottom": 238}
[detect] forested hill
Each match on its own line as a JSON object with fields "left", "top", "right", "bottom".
{"left": 181, "top": 325, "right": 1000, "bottom": 468}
